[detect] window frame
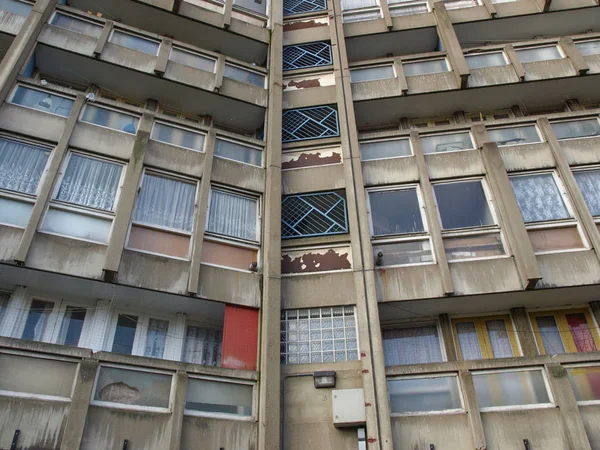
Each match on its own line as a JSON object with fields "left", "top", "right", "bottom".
{"left": 180, "top": 319, "right": 224, "bottom": 365}
{"left": 359, "top": 137, "right": 412, "bottom": 161}
{"left": 48, "top": 10, "right": 103, "bottom": 37}
{"left": 451, "top": 314, "right": 520, "bottom": 361}
{"left": 341, "top": 6, "right": 383, "bottom": 23}
{"left": 107, "top": 28, "right": 161, "bottom": 56}
{"left": 381, "top": 320, "right": 446, "bottom": 366}
{"left": 387, "top": 0, "right": 430, "bottom": 17}
{"left": 564, "top": 362, "right": 600, "bottom": 406}
{"left": 214, "top": 135, "right": 264, "bottom": 167}
{"left": 402, "top": 57, "right": 451, "bottom": 76}
{"left": 223, "top": 62, "right": 267, "bottom": 88}
{"left": 150, "top": 120, "right": 207, "bottom": 152}
{"left": 549, "top": 117, "right": 600, "bottom": 142}
{"left": 464, "top": 51, "right": 509, "bottom": 69}
{"left": 79, "top": 103, "right": 141, "bottom": 135}
{"left": 574, "top": 38, "right": 600, "bottom": 57}
{"left": 169, "top": 45, "right": 217, "bottom": 73}
{"left": 8, "top": 83, "right": 75, "bottom": 118}
{"left": 205, "top": 186, "right": 261, "bottom": 245}
{"left": 486, "top": 123, "right": 543, "bottom": 147}
{"left": 514, "top": 44, "right": 565, "bottom": 64}
{"left": 419, "top": 130, "right": 476, "bottom": 155}
{"left": 349, "top": 63, "right": 396, "bottom": 83}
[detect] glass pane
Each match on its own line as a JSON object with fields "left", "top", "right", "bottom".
{"left": 455, "top": 322, "right": 482, "bottom": 360}
{"left": 442, "top": 0, "right": 478, "bottom": 9}
{"left": 0, "top": 0, "right": 32, "bottom": 16}
{"left": 128, "top": 225, "right": 191, "bottom": 258}
{"left": 0, "top": 197, "right": 33, "bottom": 227}
{"left": 575, "top": 170, "right": 600, "bottom": 217}
{"left": 151, "top": 122, "right": 205, "bottom": 152}
{"left": 185, "top": 378, "right": 253, "bottom": 416}
{"left": 50, "top": 12, "right": 103, "bottom": 38}
{"left": 567, "top": 366, "right": 600, "bottom": 401}
{"left": 109, "top": 30, "right": 159, "bottom": 55}
{"left": 434, "top": 180, "right": 494, "bottom": 230}
{"left": 93, "top": 366, "right": 171, "bottom": 407}
{"left": 421, "top": 132, "right": 474, "bottom": 154}
{"left": 576, "top": 40, "right": 600, "bottom": 57}
{"left": 535, "top": 316, "right": 565, "bottom": 354}
{"left": 465, "top": 52, "right": 507, "bottom": 69}
{"left": 145, "top": 319, "right": 169, "bottom": 358}
{"left": 486, "top": 320, "right": 513, "bottom": 358}
{"left": 510, "top": 174, "right": 570, "bottom": 223}
{"left": 22, "top": 299, "right": 53, "bottom": 341}
{"left": 350, "top": 65, "right": 395, "bottom": 83}
{"left": 182, "top": 326, "right": 222, "bottom": 366}
{"left": 0, "top": 137, "right": 49, "bottom": 195}
{"left": 388, "top": 376, "right": 461, "bottom": 413}
{"left": 382, "top": 326, "right": 442, "bottom": 366}
{"left": 388, "top": 2, "right": 428, "bottom": 17}
{"left": 473, "top": 370, "right": 550, "bottom": 408}
{"left": 516, "top": 46, "right": 562, "bottom": 63}
{"left": 11, "top": 86, "right": 74, "bottom": 117}
{"left": 444, "top": 233, "right": 504, "bottom": 261}
{"left": 403, "top": 59, "right": 449, "bottom": 76}
{"left": 207, "top": 190, "right": 257, "bottom": 241}
{"left": 369, "top": 188, "right": 423, "bottom": 235}
{"left": 169, "top": 47, "right": 216, "bottom": 72}
{"left": 57, "top": 306, "right": 86, "bottom": 346}
{"left": 81, "top": 105, "right": 139, "bottom": 134}
{"left": 528, "top": 226, "right": 584, "bottom": 253}
{"left": 488, "top": 125, "right": 541, "bottom": 146}
{"left": 41, "top": 207, "right": 112, "bottom": 243}
{"left": 111, "top": 314, "right": 138, "bottom": 355}
{"left": 214, "top": 138, "right": 262, "bottom": 166}
{"left": 341, "top": 0, "right": 377, "bottom": 11}
{"left": 566, "top": 313, "right": 597, "bottom": 352}
{"left": 224, "top": 64, "right": 265, "bottom": 87}
{"left": 372, "top": 239, "right": 433, "bottom": 266}
{"left": 360, "top": 139, "right": 411, "bottom": 160}
{"left": 551, "top": 119, "right": 600, "bottom": 140}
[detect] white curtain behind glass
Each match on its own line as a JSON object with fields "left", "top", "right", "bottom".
{"left": 486, "top": 320, "right": 513, "bottom": 358}
{"left": 182, "top": 326, "right": 222, "bottom": 366}
{"left": 207, "top": 190, "right": 257, "bottom": 241}
{"left": 456, "top": 322, "right": 483, "bottom": 360}
{"left": 145, "top": 319, "right": 169, "bottom": 358}
{"left": 382, "top": 326, "right": 442, "bottom": 365}
{"left": 133, "top": 174, "right": 196, "bottom": 231}
{"left": 0, "top": 138, "right": 49, "bottom": 194}
{"left": 574, "top": 170, "right": 600, "bottom": 217}
{"left": 510, "top": 174, "right": 570, "bottom": 223}
{"left": 535, "top": 316, "right": 565, "bottom": 354}
{"left": 56, "top": 154, "right": 122, "bottom": 211}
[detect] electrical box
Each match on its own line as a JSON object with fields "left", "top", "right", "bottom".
{"left": 332, "top": 388, "right": 366, "bottom": 428}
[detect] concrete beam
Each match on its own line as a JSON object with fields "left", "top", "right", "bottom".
{"left": 223, "top": 0, "right": 233, "bottom": 28}
{"left": 480, "top": 0, "right": 497, "bottom": 17}
{"left": 458, "top": 370, "right": 486, "bottom": 450}
{"left": 505, "top": 44, "right": 525, "bottom": 82}
{"left": 214, "top": 54, "right": 225, "bottom": 92}
{"left": 439, "top": 313, "right": 457, "bottom": 361}
{"left": 168, "top": 371, "right": 188, "bottom": 450}
{"left": 433, "top": 2, "right": 470, "bottom": 89}
{"left": 93, "top": 20, "right": 113, "bottom": 58}
{"left": 560, "top": 36, "right": 589, "bottom": 76}
{"left": 510, "top": 307, "right": 538, "bottom": 357}
{"left": 392, "top": 57, "right": 408, "bottom": 94}
{"left": 155, "top": 37, "right": 173, "bottom": 76}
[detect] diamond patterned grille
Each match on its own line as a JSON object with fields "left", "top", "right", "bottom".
{"left": 283, "top": 0, "right": 327, "bottom": 16}
{"left": 283, "top": 42, "right": 332, "bottom": 71}
{"left": 282, "top": 192, "right": 348, "bottom": 238}
{"left": 282, "top": 106, "right": 339, "bottom": 143}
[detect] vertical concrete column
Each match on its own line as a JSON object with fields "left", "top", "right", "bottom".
{"left": 85, "top": 299, "right": 112, "bottom": 352}
{"left": 509, "top": 307, "right": 538, "bottom": 357}
{"left": 214, "top": 54, "right": 226, "bottom": 92}
{"left": 0, "top": 286, "right": 28, "bottom": 337}
{"left": 480, "top": 0, "right": 497, "bottom": 17}
{"left": 438, "top": 314, "right": 457, "bottom": 361}
{"left": 545, "top": 363, "right": 592, "bottom": 450}
{"left": 0, "top": 0, "right": 59, "bottom": 103}
{"left": 559, "top": 37, "right": 589, "bottom": 76}
{"left": 504, "top": 44, "right": 525, "bottom": 82}
{"left": 154, "top": 37, "right": 173, "bottom": 76}
{"left": 167, "top": 371, "right": 188, "bottom": 450}
{"left": 223, "top": 0, "right": 233, "bottom": 28}
{"left": 590, "top": 301, "right": 600, "bottom": 328}
{"left": 102, "top": 112, "right": 154, "bottom": 281}
{"left": 432, "top": 2, "right": 470, "bottom": 89}
{"left": 93, "top": 20, "right": 113, "bottom": 58}
{"left": 187, "top": 129, "right": 216, "bottom": 294}
{"left": 14, "top": 94, "right": 86, "bottom": 264}
{"left": 538, "top": 117, "right": 600, "bottom": 261}
{"left": 59, "top": 359, "right": 99, "bottom": 450}
{"left": 392, "top": 57, "right": 408, "bottom": 94}
{"left": 380, "top": 0, "right": 393, "bottom": 30}
{"left": 411, "top": 132, "right": 454, "bottom": 296}
{"left": 458, "top": 370, "right": 486, "bottom": 450}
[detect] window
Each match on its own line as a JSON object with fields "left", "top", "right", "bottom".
{"left": 529, "top": 309, "right": 600, "bottom": 355}
{"left": 9, "top": 85, "right": 74, "bottom": 117}
{"left": 0, "top": 0, "right": 32, "bottom": 16}
{"left": 403, "top": 59, "right": 449, "bottom": 76}
{"left": 283, "top": 42, "right": 333, "bottom": 71}
{"left": 128, "top": 172, "right": 197, "bottom": 259}
{"left": 282, "top": 105, "right": 339, "bottom": 143}
{"left": 56, "top": 306, "right": 87, "bottom": 346}
{"left": 108, "top": 30, "right": 160, "bottom": 56}
{"left": 185, "top": 378, "right": 253, "bottom": 417}
{"left": 452, "top": 316, "right": 519, "bottom": 361}
{"left": 214, "top": 138, "right": 262, "bottom": 166}
{"left": 106, "top": 311, "right": 173, "bottom": 359}
{"left": 567, "top": 365, "right": 600, "bottom": 403}
{"left": 420, "top": 132, "right": 474, "bottom": 154}
{"left": 80, "top": 104, "right": 139, "bottom": 134}
{"left": 111, "top": 314, "right": 138, "bottom": 355}
{"left": 92, "top": 366, "right": 172, "bottom": 409}
{"left": 21, "top": 299, "right": 53, "bottom": 342}
{"left": 387, "top": 0, "right": 428, "bottom": 17}
{"left": 282, "top": 191, "right": 348, "bottom": 238}
{"left": 207, "top": 188, "right": 259, "bottom": 242}
{"left": 280, "top": 307, "right": 359, "bottom": 364}
{"left": 515, "top": 45, "right": 563, "bottom": 63}
{"left": 410, "top": 116, "right": 455, "bottom": 128}
{"left": 224, "top": 64, "right": 265, "bottom": 88}
{"left": 388, "top": 375, "right": 462, "bottom": 414}
{"left": 465, "top": 52, "right": 508, "bottom": 69}
{"left": 574, "top": 169, "right": 600, "bottom": 223}
{"left": 144, "top": 319, "right": 169, "bottom": 358}
{"left": 41, "top": 153, "right": 124, "bottom": 243}
{"left": 551, "top": 119, "right": 600, "bottom": 140}
{"left": 283, "top": 0, "right": 326, "bottom": 15}
{"left": 150, "top": 122, "right": 206, "bottom": 152}
{"left": 0, "top": 137, "right": 50, "bottom": 197}
{"left": 49, "top": 12, "right": 103, "bottom": 38}
{"left": 360, "top": 138, "right": 411, "bottom": 161}
{"left": 182, "top": 325, "right": 222, "bottom": 366}
{"left": 473, "top": 369, "right": 551, "bottom": 410}
{"left": 487, "top": 125, "right": 541, "bottom": 146}
{"left": 341, "top": 0, "right": 382, "bottom": 23}
{"left": 350, "top": 65, "right": 395, "bottom": 83}
{"left": 382, "top": 324, "right": 443, "bottom": 366}
{"left": 441, "top": 0, "right": 479, "bottom": 9}
{"left": 575, "top": 40, "right": 600, "bottom": 57}
{"left": 467, "top": 109, "right": 513, "bottom": 123}
{"left": 169, "top": 47, "right": 216, "bottom": 72}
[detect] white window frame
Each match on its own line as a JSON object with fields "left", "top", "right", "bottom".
{"left": 341, "top": 6, "right": 383, "bottom": 23}
{"left": 214, "top": 135, "right": 264, "bottom": 167}
{"left": 387, "top": 0, "right": 430, "bottom": 17}
{"left": 514, "top": 44, "right": 565, "bottom": 63}
{"left": 223, "top": 62, "right": 267, "bottom": 88}
{"left": 487, "top": 123, "right": 543, "bottom": 147}
{"left": 464, "top": 51, "right": 509, "bottom": 69}
{"left": 564, "top": 363, "right": 600, "bottom": 406}
{"left": 419, "top": 130, "right": 476, "bottom": 155}
{"left": 168, "top": 45, "right": 217, "bottom": 73}
{"left": 573, "top": 165, "right": 600, "bottom": 227}
{"left": 149, "top": 120, "right": 207, "bottom": 152}
{"left": 402, "top": 57, "right": 451, "bottom": 76}
{"left": 381, "top": 319, "right": 447, "bottom": 366}
{"left": 183, "top": 375, "right": 257, "bottom": 421}
{"left": 8, "top": 83, "right": 75, "bottom": 118}
{"left": 181, "top": 319, "right": 224, "bottom": 364}
{"left": 550, "top": 117, "right": 600, "bottom": 142}
{"left": 359, "top": 137, "right": 412, "bottom": 161}
{"left": 108, "top": 28, "right": 161, "bottom": 56}
{"left": 349, "top": 64, "right": 396, "bottom": 83}
{"left": 48, "top": 10, "right": 104, "bottom": 36}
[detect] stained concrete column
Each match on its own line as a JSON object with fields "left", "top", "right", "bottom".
{"left": 458, "top": 370, "right": 486, "bottom": 450}
{"left": 14, "top": 94, "right": 86, "bottom": 264}
{"left": 509, "top": 307, "right": 538, "bottom": 357}
{"left": 480, "top": 0, "right": 497, "bottom": 17}
{"left": 154, "top": 37, "right": 173, "bottom": 76}
{"left": 167, "top": 371, "right": 188, "bottom": 450}
{"left": 559, "top": 37, "right": 589, "bottom": 76}
{"left": 432, "top": 2, "right": 470, "bottom": 89}
{"left": 438, "top": 314, "right": 457, "bottom": 361}
{"left": 93, "top": 20, "right": 113, "bottom": 58}
{"left": 545, "top": 363, "right": 592, "bottom": 450}
{"left": 214, "top": 54, "right": 226, "bottom": 92}
{"left": 59, "top": 359, "right": 99, "bottom": 450}
{"left": 505, "top": 44, "right": 525, "bottom": 82}
{"left": 0, "top": 0, "right": 60, "bottom": 104}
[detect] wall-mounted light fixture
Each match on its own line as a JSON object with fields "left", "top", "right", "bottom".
{"left": 313, "top": 371, "right": 336, "bottom": 389}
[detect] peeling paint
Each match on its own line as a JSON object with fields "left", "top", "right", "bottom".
{"left": 282, "top": 149, "right": 342, "bottom": 170}
{"left": 283, "top": 72, "right": 335, "bottom": 91}
{"left": 282, "top": 247, "right": 352, "bottom": 274}
{"left": 283, "top": 17, "right": 329, "bottom": 32}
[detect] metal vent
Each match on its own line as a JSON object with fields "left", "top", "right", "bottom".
{"left": 282, "top": 106, "right": 339, "bottom": 143}
{"left": 283, "top": 0, "right": 327, "bottom": 16}
{"left": 283, "top": 42, "right": 332, "bottom": 71}
{"left": 282, "top": 192, "right": 348, "bottom": 238}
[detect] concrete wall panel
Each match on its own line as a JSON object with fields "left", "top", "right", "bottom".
{"left": 425, "top": 150, "right": 485, "bottom": 180}
{"left": 376, "top": 264, "right": 445, "bottom": 302}
{"left": 390, "top": 413, "right": 472, "bottom": 450}
{"left": 561, "top": 137, "right": 600, "bottom": 166}
{"left": 100, "top": 43, "right": 157, "bottom": 74}
{"left": 0, "top": 225, "right": 23, "bottom": 262}
{"left": 406, "top": 72, "right": 457, "bottom": 94}
{"left": 282, "top": 164, "right": 345, "bottom": 195}
{"left": 198, "top": 264, "right": 261, "bottom": 308}
{"left": 536, "top": 250, "right": 600, "bottom": 289}
{"left": 163, "top": 60, "right": 215, "bottom": 92}
{"left": 499, "top": 142, "right": 555, "bottom": 172}
{"left": 522, "top": 59, "right": 576, "bottom": 82}
{"left": 467, "top": 66, "right": 520, "bottom": 88}
{"left": 211, "top": 157, "right": 265, "bottom": 193}
{"left": 0, "top": 103, "right": 66, "bottom": 143}
{"left": 361, "top": 156, "right": 419, "bottom": 187}
{"left": 70, "top": 122, "right": 135, "bottom": 161}
{"left": 351, "top": 78, "right": 402, "bottom": 101}
{"left": 118, "top": 250, "right": 190, "bottom": 294}
{"left": 585, "top": 55, "right": 600, "bottom": 75}
{"left": 449, "top": 257, "right": 522, "bottom": 295}
{"left": 181, "top": 416, "right": 258, "bottom": 450}
{"left": 145, "top": 139, "right": 205, "bottom": 178}
{"left": 282, "top": 271, "right": 356, "bottom": 309}
{"left": 39, "top": 25, "right": 98, "bottom": 56}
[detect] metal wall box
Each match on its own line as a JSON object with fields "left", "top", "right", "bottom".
{"left": 332, "top": 388, "right": 366, "bottom": 428}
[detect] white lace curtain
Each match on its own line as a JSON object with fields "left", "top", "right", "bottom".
{"left": 182, "top": 326, "right": 222, "bottom": 366}
{"left": 56, "top": 154, "right": 122, "bottom": 211}
{"left": 486, "top": 320, "right": 513, "bottom": 358}
{"left": 536, "top": 316, "right": 565, "bottom": 354}
{"left": 455, "top": 322, "right": 482, "bottom": 360}
{"left": 145, "top": 319, "right": 169, "bottom": 358}
{"left": 0, "top": 138, "right": 49, "bottom": 195}
{"left": 207, "top": 190, "right": 257, "bottom": 241}
{"left": 382, "top": 326, "right": 442, "bottom": 365}
{"left": 575, "top": 170, "right": 600, "bottom": 217}
{"left": 133, "top": 174, "right": 196, "bottom": 232}
{"left": 510, "top": 174, "right": 570, "bottom": 223}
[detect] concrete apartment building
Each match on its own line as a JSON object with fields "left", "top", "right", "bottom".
{"left": 0, "top": 0, "right": 600, "bottom": 448}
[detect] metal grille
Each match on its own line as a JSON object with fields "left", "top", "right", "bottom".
{"left": 280, "top": 307, "right": 359, "bottom": 364}
{"left": 283, "top": 0, "right": 327, "bottom": 16}
{"left": 283, "top": 42, "right": 332, "bottom": 71}
{"left": 282, "top": 191, "right": 347, "bottom": 238}
{"left": 282, "top": 106, "right": 339, "bottom": 143}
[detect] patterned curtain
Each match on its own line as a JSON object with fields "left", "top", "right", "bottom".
{"left": 145, "top": 319, "right": 169, "bottom": 358}
{"left": 207, "top": 190, "right": 257, "bottom": 241}
{"left": 182, "top": 326, "right": 222, "bottom": 366}
{"left": 382, "top": 326, "right": 442, "bottom": 365}
{"left": 574, "top": 170, "right": 600, "bottom": 217}
{"left": 0, "top": 138, "right": 49, "bottom": 195}
{"left": 456, "top": 322, "right": 483, "bottom": 360}
{"left": 486, "top": 320, "right": 513, "bottom": 358}
{"left": 510, "top": 174, "right": 570, "bottom": 223}
{"left": 535, "top": 316, "right": 565, "bottom": 354}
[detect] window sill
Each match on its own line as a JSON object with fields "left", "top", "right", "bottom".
{"left": 390, "top": 408, "right": 465, "bottom": 417}
{"left": 183, "top": 410, "right": 255, "bottom": 421}
{"left": 0, "top": 390, "right": 71, "bottom": 403}
{"left": 90, "top": 401, "right": 171, "bottom": 414}
{"left": 479, "top": 403, "right": 555, "bottom": 413}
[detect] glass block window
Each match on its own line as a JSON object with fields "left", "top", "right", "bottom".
{"left": 282, "top": 106, "right": 339, "bottom": 143}
{"left": 283, "top": 42, "right": 332, "bottom": 71}
{"left": 283, "top": 0, "right": 326, "bottom": 15}
{"left": 281, "top": 307, "right": 359, "bottom": 364}
{"left": 282, "top": 191, "right": 348, "bottom": 238}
